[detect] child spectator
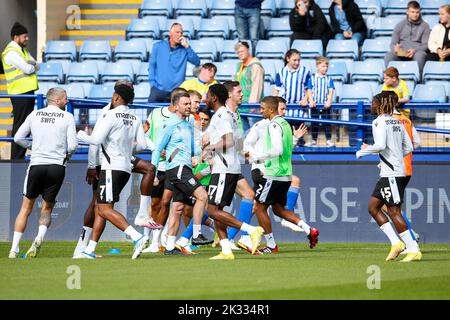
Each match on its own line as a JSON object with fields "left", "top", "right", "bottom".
{"left": 381, "top": 66, "right": 410, "bottom": 117}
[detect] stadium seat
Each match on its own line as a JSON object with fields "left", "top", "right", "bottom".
{"left": 88, "top": 83, "right": 115, "bottom": 100}
{"left": 264, "top": 81, "right": 274, "bottom": 97}
{"left": 405, "top": 80, "right": 416, "bottom": 96}
{"left": 79, "top": 41, "right": 112, "bottom": 62}
{"left": 100, "top": 60, "right": 135, "bottom": 83}
{"left": 261, "top": 0, "right": 277, "bottom": 17}
{"left": 37, "top": 62, "right": 64, "bottom": 84}
{"left": 190, "top": 39, "right": 218, "bottom": 62}
{"left": 291, "top": 40, "right": 323, "bottom": 59}
{"left": 140, "top": 0, "right": 173, "bottom": 18}
{"left": 333, "top": 81, "right": 343, "bottom": 101}
{"left": 340, "top": 83, "right": 373, "bottom": 103}
{"left": 412, "top": 84, "right": 447, "bottom": 103}
{"left": 326, "top": 40, "right": 359, "bottom": 60}
{"left": 423, "top": 61, "right": 450, "bottom": 82}
{"left": 279, "top": 0, "right": 294, "bottom": 16}
{"left": 260, "top": 60, "right": 277, "bottom": 83}
{"left": 128, "top": 38, "right": 155, "bottom": 58}
{"left": 272, "top": 59, "right": 285, "bottom": 74}
{"left": 60, "top": 84, "right": 85, "bottom": 98}
{"left": 388, "top": 60, "right": 420, "bottom": 83}
{"left": 44, "top": 41, "right": 77, "bottom": 62}
{"left": 371, "top": 15, "right": 404, "bottom": 38}
{"left": 426, "top": 80, "right": 450, "bottom": 99}
{"left": 355, "top": 0, "right": 382, "bottom": 16}
{"left": 134, "top": 82, "right": 151, "bottom": 102}
{"left": 422, "top": 15, "right": 440, "bottom": 28}
{"left": 384, "top": 0, "right": 410, "bottom": 15}
{"left": 327, "top": 60, "right": 348, "bottom": 83}
{"left": 136, "top": 62, "right": 149, "bottom": 84}
{"left": 421, "top": 0, "right": 448, "bottom": 15}
{"left": 175, "top": 0, "right": 208, "bottom": 18}
{"left": 266, "top": 17, "right": 292, "bottom": 38}
{"left": 114, "top": 40, "right": 148, "bottom": 62}
{"left": 361, "top": 38, "right": 391, "bottom": 60}
{"left": 353, "top": 81, "right": 381, "bottom": 96}
{"left": 210, "top": 0, "right": 234, "bottom": 16}
{"left": 36, "top": 82, "right": 57, "bottom": 97}
{"left": 351, "top": 59, "right": 385, "bottom": 83}
{"left": 161, "top": 17, "right": 195, "bottom": 39}
{"left": 255, "top": 39, "right": 289, "bottom": 59}
{"left": 214, "top": 60, "right": 237, "bottom": 81}
{"left": 197, "top": 18, "right": 230, "bottom": 39}
{"left": 300, "top": 59, "right": 316, "bottom": 73}
{"left": 127, "top": 18, "right": 160, "bottom": 40}
{"left": 185, "top": 63, "right": 197, "bottom": 80}
{"left": 222, "top": 16, "right": 239, "bottom": 39}
{"left": 67, "top": 61, "right": 99, "bottom": 83}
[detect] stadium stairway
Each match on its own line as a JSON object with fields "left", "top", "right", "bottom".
{"left": 60, "top": 0, "right": 142, "bottom": 48}
{"left": 0, "top": 74, "right": 12, "bottom": 158}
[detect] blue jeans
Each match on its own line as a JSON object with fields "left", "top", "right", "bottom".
{"left": 334, "top": 32, "right": 363, "bottom": 46}
{"left": 235, "top": 5, "right": 260, "bottom": 51}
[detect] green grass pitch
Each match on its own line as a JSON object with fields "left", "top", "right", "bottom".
{"left": 1, "top": 242, "right": 449, "bottom": 299}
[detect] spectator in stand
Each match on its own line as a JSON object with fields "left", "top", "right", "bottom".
{"left": 329, "top": 0, "right": 367, "bottom": 46}
{"left": 180, "top": 63, "right": 218, "bottom": 101}
{"left": 148, "top": 23, "right": 200, "bottom": 103}
{"left": 381, "top": 66, "right": 411, "bottom": 118}
{"left": 234, "top": 0, "right": 264, "bottom": 51}
{"left": 384, "top": 1, "right": 430, "bottom": 75}
{"left": 289, "top": 0, "right": 333, "bottom": 48}
{"left": 427, "top": 4, "right": 450, "bottom": 62}
{"left": 233, "top": 41, "right": 264, "bottom": 129}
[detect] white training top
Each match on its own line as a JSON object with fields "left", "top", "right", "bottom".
{"left": 77, "top": 105, "right": 147, "bottom": 174}
{"left": 87, "top": 104, "right": 110, "bottom": 169}
{"left": 14, "top": 105, "right": 78, "bottom": 166}
{"left": 356, "top": 114, "right": 414, "bottom": 177}
{"left": 243, "top": 118, "right": 269, "bottom": 173}
{"left": 207, "top": 106, "right": 241, "bottom": 174}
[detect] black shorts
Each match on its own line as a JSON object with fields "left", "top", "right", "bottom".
{"left": 152, "top": 170, "right": 174, "bottom": 198}
{"left": 371, "top": 176, "right": 409, "bottom": 206}
{"left": 23, "top": 164, "right": 65, "bottom": 203}
{"left": 208, "top": 173, "right": 240, "bottom": 208}
{"left": 97, "top": 169, "right": 130, "bottom": 204}
{"left": 166, "top": 166, "right": 202, "bottom": 206}
{"left": 92, "top": 165, "right": 102, "bottom": 191}
{"left": 254, "top": 175, "right": 291, "bottom": 206}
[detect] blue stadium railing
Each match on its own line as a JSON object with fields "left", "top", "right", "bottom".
{"left": 1, "top": 94, "right": 450, "bottom": 158}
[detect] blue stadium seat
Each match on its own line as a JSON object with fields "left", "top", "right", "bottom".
{"left": 355, "top": 0, "right": 382, "bottom": 16}
{"left": 197, "top": 18, "right": 230, "bottom": 39}
{"left": 298, "top": 59, "right": 315, "bottom": 72}
{"left": 412, "top": 84, "right": 447, "bottom": 103}
{"left": 328, "top": 60, "right": 348, "bottom": 83}
{"left": 136, "top": 62, "right": 149, "bottom": 84}
{"left": 140, "top": 0, "right": 173, "bottom": 18}
{"left": 291, "top": 40, "right": 323, "bottom": 58}
{"left": 384, "top": 0, "right": 410, "bottom": 15}
{"left": 220, "top": 40, "right": 239, "bottom": 60}
{"left": 361, "top": 37, "right": 391, "bottom": 60}
{"left": 44, "top": 41, "right": 77, "bottom": 62}
{"left": 190, "top": 39, "right": 218, "bottom": 62}
{"left": 421, "top": 0, "right": 448, "bottom": 15}
{"left": 128, "top": 38, "right": 155, "bottom": 58}
{"left": 185, "top": 63, "right": 197, "bottom": 80}
{"left": 210, "top": 0, "right": 235, "bottom": 16}
{"left": 60, "top": 84, "right": 85, "bottom": 98}
{"left": 127, "top": 18, "right": 160, "bottom": 40}
{"left": 422, "top": 15, "right": 439, "bottom": 28}
{"left": 214, "top": 60, "right": 237, "bottom": 81}
{"left": 426, "top": 81, "right": 450, "bottom": 99}
{"left": 266, "top": 17, "right": 292, "bottom": 38}
{"left": 161, "top": 17, "right": 195, "bottom": 39}
{"left": 388, "top": 60, "right": 420, "bottom": 83}
{"left": 423, "top": 61, "right": 450, "bottom": 82}
{"left": 261, "top": 0, "right": 277, "bottom": 17}
{"left": 79, "top": 41, "right": 112, "bottom": 61}
{"left": 326, "top": 40, "right": 359, "bottom": 60}
{"left": 351, "top": 59, "right": 385, "bottom": 83}
{"left": 255, "top": 39, "right": 289, "bottom": 59}
{"left": 353, "top": 81, "right": 381, "bottom": 96}
{"left": 340, "top": 83, "right": 373, "bottom": 103}
{"left": 153, "top": 16, "right": 169, "bottom": 32}
{"left": 37, "top": 62, "right": 64, "bottom": 84}
{"left": 370, "top": 15, "right": 404, "bottom": 38}
{"left": 333, "top": 81, "right": 343, "bottom": 101}
{"left": 114, "top": 40, "right": 148, "bottom": 62}
{"left": 279, "top": 0, "right": 294, "bottom": 16}
{"left": 36, "top": 82, "right": 58, "bottom": 97}
{"left": 260, "top": 60, "right": 277, "bottom": 83}
{"left": 67, "top": 61, "right": 99, "bottom": 83}
{"left": 222, "top": 16, "right": 239, "bottom": 39}
{"left": 264, "top": 81, "right": 274, "bottom": 97}
{"left": 272, "top": 59, "right": 285, "bottom": 73}
{"left": 88, "top": 83, "right": 115, "bottom": 100}
{"left": 134, "top": 82, "right": 151, "bottom": 102}
{"left": 175, "top": 0, "right": 208, "bottom": 18}
{"left": 100, "top": 60, "right": 134, "bottom": 83}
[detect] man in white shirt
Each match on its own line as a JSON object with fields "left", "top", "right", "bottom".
{"left": 77, "top": 84, "right": 149, "bottom": 260}
{"left": 9, "top": 88, "right": 77, "bottom": 259}
{"left": 356, "top": 92, "right": 421, "bottom": 262}
{"left": 1, "top": 22, "right": 39, "bottom": 159}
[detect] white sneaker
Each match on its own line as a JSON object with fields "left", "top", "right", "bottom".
{"left": 281, "top": 219, "right": 304, "bottom": 233}
{"left": 230, "top": 240, "right": 241, "bottom": 251}
{"left": 132, "top": 235, "right": 149, "bottom": 259}
{"left": 326, "top": 140, "right": 335, "bottom": 147}
{"left": 160, "top": 232, "right": 168, "bottom": 248}
{"left": 73, "top": 251, "right": 96, "bottom": 259}
{"left": 9, "top": 251, "right": 19, "bottom": 259}
{"left": 25, "top": 238, "right": 42, "bottom": 258}
{"left": 304, "top": 140, "right": 317, "bottom": 147}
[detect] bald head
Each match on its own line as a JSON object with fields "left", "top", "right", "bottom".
{"left": 46, "top": 87, "right": 68, "bottom": 109}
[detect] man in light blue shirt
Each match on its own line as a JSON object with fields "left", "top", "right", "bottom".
{"left": 151, "top": 91, "right": 210, "bottom": 254}
{"left": 148, "top": 23, "right": 200, "bottom": 103}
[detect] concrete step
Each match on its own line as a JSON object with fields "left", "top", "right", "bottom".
{"left": 60, "top": 29, "right": 126, "bottom": 41}
{"left": 79, "top": 0, "right": 142, "bottom": 10}
{"left": 80, "top": 9, "right": 139, "bottom": 20}
{"left": 74, "top": 19, "right": 131, "bottom": 30}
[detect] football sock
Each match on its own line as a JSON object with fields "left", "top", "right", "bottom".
{"left": 137, "top": 195, "right": 151, "bottom": 219}
{"left": 380, "top": 222, "right": 401, "bottom": 245}
{"left": 124, "top": 226, "right": 143, "bottom": 242}
{"left": 220, "top": 239, "right": 232, "bottom": 255}
{"left": 166, "top": 236, "right": 176, "bottom": 251}
{"left": 228, "top": 198, "right": 253, "bottom": 239}
{"left": 399, "top": 230, "right": 419, "bottom": 253}
{"left": 297, "top": 220, "right": 311, "bottom": 235}
{"left": 193, "top": 224, "right": 202, "bottom": 238}
{"left": 401, "top": 211, "right": 417, "bottom": 241}
{"left": 240, "top": 222, "right": 255, "bottom": 235}
{"left": 286, "top": 186, "right": 300, "bottom": 211}
{"left": 11, "top": 232, "right": 23, "bottom": 253}
{"left": 36, "top": 225, "right": 47, "bottom": 241}
{"left": 151, "top": 228, "right": 162, "bottom": 246}
{"left": 143, "top": 227, "right": 150, "bottom": 237}
{"left": 85, "top": 240, "right": 97, "bottom": 254}
{"left": 264, "top": 233, "right": 276, "bottom": 248}
{"left": 74, "top": 226, "right": 92, "bottom": 256}
{"left": 182, "top": 213, "right": 209, "bottom": 240}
